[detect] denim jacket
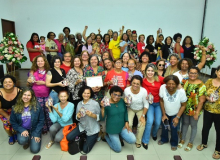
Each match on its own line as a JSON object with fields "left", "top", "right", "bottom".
{"left": 10, "top": 102, "right": 45, "bottom": 137}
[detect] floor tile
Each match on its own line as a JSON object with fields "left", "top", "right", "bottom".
{"left": 61, "top": 154, "right": 81, "bottom": 160}
{"left": 111, "top": 154, "right": 128, "bottom": 160}
{"left": 89, "top": 141, "right": 111, "bottom": 155}
{"left": 11, "top": 154, "right": 34, "bottom": 160}
{"left": 110, "top": 142, "right": 133, "bottom": 155}
{"left": 180, "top": 154, "right": 208, "bottom": 160}
{"left": 134, "top": 154, "right": 160, "bottom": 160}
{"left": 0, "top": 141, "right": 21, "bottom": 154}
{"left": 0, "top": 155, "right": 13, "bottom": 160}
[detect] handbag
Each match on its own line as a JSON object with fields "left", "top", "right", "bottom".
{"left": 68, "top": 132, "right": 87, "bottom": 155}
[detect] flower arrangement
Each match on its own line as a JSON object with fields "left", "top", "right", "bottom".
{"left": 193, "top": 37, "right": 217, "bottom": 69}
{"left": 0, "top": 32, "right": 27, "bottom": 67}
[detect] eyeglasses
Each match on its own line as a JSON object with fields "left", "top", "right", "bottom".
{"left": 158, "top": 64, "right": 165, "bottom": 67}
{"left": 128, "top": 63, "right": 135, "bottom": 66}
{"left": 113, "top": 93, "right": 121, "bottom": 98}
{"left": 115, "top": 62, "right": 122, "bottom": 64}
{"left": 189, "top": 72, "right": 198, "bottom": 75}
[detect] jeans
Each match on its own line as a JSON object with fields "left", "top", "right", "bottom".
{"left": 105, "top": 128, "right": 136, "bottom": 153}
{"left": 57, "top": 52, "right": 63, "bottom": 59}
{"left": 66, "top": 126, "right": 98, "bottom": 153}
{"left": 49, "top": 123, "right": 64, "bottom": 142}
{"left": 142, "top": 102, "right": 162, "bottom": 144}
{"left": 17, "top": 132, "right": 41, "bottom": 153}
{"left": 202, "top": 110, "right": 220, "bottom": 152}
{"left": 176, "top": 116, "right": 182, "bottom": 132}
{"left": 181, "top": 53, "right": 184, "bottom": 59}
{"left": 49, "top": 90, "right": 59, "bottom": 105}
{"left": 160, "top": 114, "right": 178, "bottom": 147}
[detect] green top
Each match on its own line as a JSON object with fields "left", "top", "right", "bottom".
{"left": 65, "top": 42, "right": 75, "bottom": 56}
{"left": 105, "top": 99, "right": 128, "bottom": 134}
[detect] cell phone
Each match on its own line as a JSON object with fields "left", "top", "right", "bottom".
{"left": 164, "top": 119, "right": 169, "bottom": 125}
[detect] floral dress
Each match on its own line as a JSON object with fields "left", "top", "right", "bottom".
{"left": 84, "top": 66, "right": 106, "bottom": 103}
{"left": 128, "top": 40, "right": 138, "bottom": 59}
{"left": 183, "top": 80, "right": 206, "bottom": 116}
{"left": 100, "top": 42, "right": 110, "bottom": 54}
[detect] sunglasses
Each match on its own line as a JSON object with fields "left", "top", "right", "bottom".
{"left": 158, "top": 64, "right": 165, "bottom": 67}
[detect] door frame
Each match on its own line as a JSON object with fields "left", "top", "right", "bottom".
{"left": 1, "top": 19, "right": 16, "bottom": 36}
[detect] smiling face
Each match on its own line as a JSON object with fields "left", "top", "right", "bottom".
{"left": 146, "top": 67, "right": 155, "bottom": 78}
{"left": 170, "top": 56, "right": 178, "bottom": 66}
{"left": 122, "top": 53, "right": 130, "bottom": 63}
{"left": 104, "top": 59, "right": 113, "bottom": 70}
{"left": 64, "top": 53, "right": 72, "bottom": 63}
{"left": 69, "top": 35, "right": 75, "bottom": 43}
{"left": 33, "top": 35, "right": 38, "bottom": 42}
{"left": 82, "top": 89, "right": 91, "bottom": 101}
{"left": 64, "top": 28, "right": 70, "bottom": 36}
{"left": 104, "top": 35, "right": 110, "bottom": 43}
{"left": 3, "top": 78, "right": 14, "bottom": 90}
{"left": 149, "top": 36, "right": 154, "bottom": 44}
{"left": 74, "top": 57, "right": 81, "bottom": 67}
{"left": 113, "top": 33, "right": 118, "bottom": 41}
{"left": 123, "top": 34, "right": 128, "bottom": 41}
{"left": 176, "top": 37, "right": 181, "bottom": 43}
{"left": 139, "top": 35, "right": 145, "bottom": 42}
{"left": 166, "top": 37, "right": 172, "bottom": 45}
{"left": 131, "top": 79, "right": 141, "bottom": 91}
{"left": 166, "top": 80, "right": 177, "bottom": 92}
{"left": 91, "top": 33, "right": 96, "bottom": 40}
{"left": 141, "top": 54, "right": 149, "bottom": 63}
{"left": 22, "top": 91, "right": 32, "bottom": 104}
{"left": 59, "top": 91, "right": 68, "bottom": 103}
{"left": 181, "top": 60, "right": 189, "bottom": 71}
{"left": 127, "top": 30, "right": 131, "bottom": 36}
{"left": 54, "top": 59, "right": 61, "bottom": 68}
{"left": 90, "top": 56, "right": 98, "bottom": 67}
{"left": 114, "top": 60, "right": 122, "bottom": 69}
{"left": 159, "top": 35, "right": 164, "bottom": 42}
{"left": 87, "top": 37, "right": 92, "bottom": 44}
{"left": 102, "top": 52, "right": 109, "bottom": 60}
{"left": 128, "top": 59, "right": 136, "bottom": 71}
{"left": 36, "top": 57, "right": 45, "bottom": 68}
{"left": 157, "top": 61, "right": 165, "bottom": 70}
{"left": 81, "top": 52, "right": 89, "bottom": 61}
{"left": 111, "top": 91, "right": 121, "bottom": 103}
{"left": 108, "top": 30, "right": 113, "bottom": 36}
{"left": 96, "top": 36, "right": 102, "bottom": 43}
{"left": 189, "top": 69, "right": 199, "bottom": 81}
{"left": 59, "top": 34, "right": 64, "bottom": 41}
{"left": 50, "top": 33, "right": 55, "bottom": 40}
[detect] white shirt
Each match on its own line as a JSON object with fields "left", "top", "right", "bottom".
{"left": 124, "top": 86, "right": 149, "bottom": 110}
{"left": 159, "top": 84, "right": 187, "bottom": 116}
{"left": 173, "top": 70, "right": 189, "bottom": 83}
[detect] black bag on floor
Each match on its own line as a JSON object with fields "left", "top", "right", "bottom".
{"left": 68, "top": 132, "right": 86, "bottom": 155}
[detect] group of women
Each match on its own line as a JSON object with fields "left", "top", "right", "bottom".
{"left": 0, "top": 27, "right": 219, "bottom": 159}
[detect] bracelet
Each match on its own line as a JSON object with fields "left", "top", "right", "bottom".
{"left": 176, "top": 116, "right": 180, "bottom": 119}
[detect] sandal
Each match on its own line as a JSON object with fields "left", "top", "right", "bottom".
{"left": 158, "top": 140, "right": 165, "bottom": 145}
{"left": 45, "top": 141, "right": 54, "bottom": 149}
{"left": 135, "top": 143, "right": 141, "bottom": 148}
{"left": 213, "top": 151, "right": 220, "bottom": 159}
{"left": 184, "top": 143, "right": 193, "bottom": 151}
{"left": 196, "top": 144, "right": 207, "bottom": 151}
{"left": 171, "top": 146, "right": 177, "bottom": 151}
{"left": 8, "top": 136, "right": 15, "bottom": 145}
{"left": 178, "top": 140, "right": 185, "bottom": 149}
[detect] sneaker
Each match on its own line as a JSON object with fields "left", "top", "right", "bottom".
{"left": 45, "top": 141, "right": 54, "bottom": 149}
{"left": 97, "top": 136, "right": 101, "bottom": 142}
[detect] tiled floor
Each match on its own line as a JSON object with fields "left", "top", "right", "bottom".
{"left": 0, "top": 113, "right": 217, "bottom": 160}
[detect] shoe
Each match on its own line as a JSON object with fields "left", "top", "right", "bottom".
{"left": 97, "top": 136, "right": 101, "bottom": 142}
{"left": 23, "top": 141, "right": 30, "bottom": 150}
{"left": 119, "top": 137, "right": 124, "bottom": 146}
{"left": 152, "top": 136, "right": 157, "bottom": 141}
{"left": 142, "top": 142, "right": 148, "bottom": 150}
{"left": 45, "top": 141, "right": 54, "bottom": 149}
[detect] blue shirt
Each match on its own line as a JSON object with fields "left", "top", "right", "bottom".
{"left": 120, "top": 41, "right": 129, "bottom": 57}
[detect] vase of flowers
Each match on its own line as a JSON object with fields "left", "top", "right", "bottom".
{"left": 193, "top": 37, "right": 217, "bottom": 69}
{"left": 0, "top": 32, "right": 27, "bottom": 75}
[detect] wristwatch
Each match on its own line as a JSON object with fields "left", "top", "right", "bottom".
{"left": 142, "top": 114, "right": 145, "bottom": 118}
{"left": 176, "top": 116, "right": 180, "bottom": 119}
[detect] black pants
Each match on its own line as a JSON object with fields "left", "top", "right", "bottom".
{"left": 202, "top": 110, "right": 220, "bottom": 151}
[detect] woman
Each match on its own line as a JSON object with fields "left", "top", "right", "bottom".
{"left": 26, "top": 33, "right": 43, "bottom": 62}
{"left": 45, "top": 90, "right": 74, "bottom": 149}
{"left": 74, "top": 32, "right": 84, "bottom": 56}
{"left": 100, "top": 51, "right": 112, "bottom": 67}
{"left": 121, "top": 52, "right": 131, "bottom": 72}
{"left": 160, "top": 36, "right": 173, "bottom": 61}
{"left": 136, "top": 51, "right": 150, "bottom": 75}
{"left": 92, "top": 34, "right": 102, "bottom": 56}
{"left": 173, "top": 33, "right": 184, "bottom": 59}
{"left": 178, "top": 67, "right": 206, "bottom": 151}
{"left": 158, "top": 75, "right": 187, "bottom": 151}
{"left": 145, "top": 35, "right": 156, "bottom": 62}
{"left": 80, "top": 50, "right": 90, "bottom": 70}
{"left": 65, "top": 34, "right": 75, "bottom": 57}
{"left": 137, "top": 34, "right": 145, "bottom": 57}
{"left": 120, "top": 33, "right": 129, "bottom": 58}
{"left": 164, "top": 54, "right": 180, "bottom": 77}
{"left": 104, "top": 59, "right": 129, "bottom": 91}
{"left": 46, "top": 56, "right": 66, "bottom": 105}
{"left": 126, "top": 29, "right": 132, "bottom": 41}
{"left": 10, "top": 88, "right": 44, "bottom": 153}
{"left": 45, "top": 32, "right": 58, "bottom": 65}
{"left": 100, "top": 34, "right": 110, "bottom": 54}
{"left": 142, "top": 63, "right": 164, "bottom": 150}
{"left": 27, "top": 55, "right": 51, "bottom": 134}
{"left": 156, "top": 59, "right": 166, "bottom": 77}
{"left": 127, "top": 59, "right": 143, "bottom": 81}
{"left": 155, "top": 30, "right": 164, "bottom": 60}
{"left": 0, "top": 75, "right": 21, "bottom": 145}
{"left": 82, "top": 36, "right": 93, "bottom": 54}
{"left": 128, "top": 30, "right": 138, "bottom": 59}
{"left": 107, "top": 29, "right": 113, "bottom": 39}
{"left": 54, "top": 33, "right": 65, "bottom": 59}
{"left": 84, "top": 55, "right": 105, "bottom": 103}
{"left": 101, "top": 86, "right": 136, "bottom": 152}
{"left": 82, "top": 26, "right": 96, "bottom": 44}
{"left": 60, "top": 52, "right": 73, "bottom": 74}
{"left": 63, "top": 27, "right": 70, "bottom": 42}
{"left": 182, "top": 36, "right": 196, "bottom": 65}
{"left": 103, "top": 58, "right": 114, "bottom": 72}
{"left": 124, "top": 75, "right": 149, "bottom": 148}
{"left": 66, "top": 56, "right": 84, "bottom": 123}
{"left": 197, "top": 66, "right": 220, "bottom": 159}
{"left": 66, "top": 86, "right": 100, "bottom": 154}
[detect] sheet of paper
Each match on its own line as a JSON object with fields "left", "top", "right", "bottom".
{"left": 86, "top": 76, "right": 103, "bottom": 87}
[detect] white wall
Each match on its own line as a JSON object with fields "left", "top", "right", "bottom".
{"left": 2, "top": 0, "right": 206, "bottom": 70}
{"left": 202, "top": 0, "right": 220, "bottom": 75}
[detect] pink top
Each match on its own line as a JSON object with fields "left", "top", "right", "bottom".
{"left": 32, "top": 70, "right": 50, "bottom": 97}
{"left": 54, "top": 39, "right": 62, "bottom": 53}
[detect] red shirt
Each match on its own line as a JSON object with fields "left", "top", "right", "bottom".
{"left": 174, "top": 43, "right": 184, "bottom": 53}
{"left": 142, "top": 76, "right": 164, "bottom": 103}
{"left": 104, "top": 69, "right": 129, "bottom": 91}
{"left": 60, "top": 63, "right": 71, "bottom": 74}
{"left": 26, "top": 41, "right": 41, "bottom": 62}
{"left": 137, "top": 42, "right": 145, "bottom": 55}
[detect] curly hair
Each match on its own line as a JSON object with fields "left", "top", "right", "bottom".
{"left": 173, "top": 33, "right": 182, "bottom": 42}
{"left": 177, "top": 58, "right": 193, "bottom": 70}
{"left": 31, "top": 55, "right": 50, "bottom": 72}
{"left": 14, "top": 88, "right": 37, "bottom": 113}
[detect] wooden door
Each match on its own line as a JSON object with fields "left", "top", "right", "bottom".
{"left": 1, "top": 19, "right": 16, "bottom": 36}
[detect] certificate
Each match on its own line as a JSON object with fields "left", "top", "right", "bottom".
{"left": 86, "top": 76, "right": 103, "bottom": 87}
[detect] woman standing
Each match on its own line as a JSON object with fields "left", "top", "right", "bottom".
{"left": 142, "top": 64, "right": 164, "bottom": 150}
{"left": 107, "top": 29, "right": 113, "bottom": 39}
{"left": 173, "top": 33, "right": 184, "bottom": 59}
{"left": 101, "top": 86, "right": 136, "bottom": 152}
{"left": 26, "top": 33, "right": 43, "bottom": 62}
{"left": 66, "top": 56, "right": 84, "bottom": 123}
{"left": 45, "top": 90, "right": 74, "bottom": 149}
{"left": 0, "top": 75, "right": 21, "bottom": 145}
{"left": 27, "top": 55, "right": 51, "bottom": 134}
{"left": 127, "top": 59, "right": 143, "bottom": 80}
{"left": 84, "top": 55, "right": 105, "bottom": 103}
{"left": 120, "top": 33, "right": 129, "bottom": 58}
{"left": 82, "top": 36, "right": 93, "bottom": 54}
{"left": 80, "top": 50, "right": 90, "bottom": 70}
{"left": 121, "top": 53, "right": 131, "bottom": 72}
{"left": 164, "top": 54, "right": 180, "bottom": 77}
{"left": 46, "top": 56, "right": 66, "bottom": 105}
{"left": 63, "top": 27, "right": 71, "bottom": 43}
{"left": 182, "top": 36, "right": 196, "bottom": 65}
{"left": 136, "top": 51, "right": 150, "bottom": 75}
{"left": 197, "top": 66, "right": 220, "bottom": 159}
{"left": 45, "top": 32, "right": 58, "bottom": 65}
{"left": 178, "top": 67, "right": 206, "bottom": 151}
{"left": 124, "top": 75, "right": 149, "bottom": 148}
{"left": 160, "top": 36, "right": 173, "bottom": 61}
{"left": 60, "top": 52, "right": 73, "bottom": 74}
{"left": 137, "top": 34, "right": 145, "bottom": 57}
{"left": 128, "top": 30, "right": 138, "bottom": 59}
{"left": 145, "top": 35, "right": 156, "bottom": 62}
{"left": 67, "top": 86, "right": 100, "bottom": 154}
{"left": 92, "top": 34, "right": 102, "bottom": 56}
{"left": 158, "top": 75, "right": 187, "bottom": 151}
{"left": 10, "top": 88, "right": 44, "bottom": 153}
{"left": 155, "top": 30, "right": 164, "bottom": 61}
{"left": 65, "top": 34, "right": 75, "bottom": 57}
{"left": 54, "top": 33, "right": 66, "bottom": 58}
{"left": 156, "top": 59, "right": 166, "bottom": 77}
{"left": 100, "top": 34, "right": 110, "bottom": 54}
